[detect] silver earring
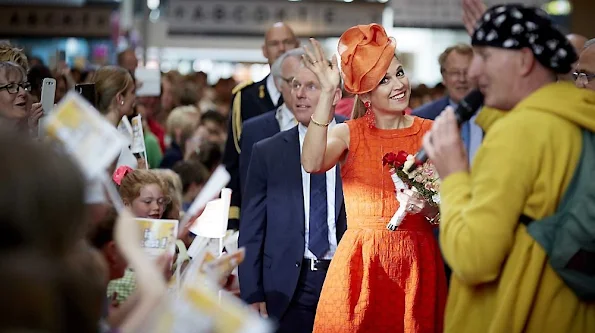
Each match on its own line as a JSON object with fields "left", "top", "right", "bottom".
{"left": 121, "top": 101, "right": 124, "bottom": 105}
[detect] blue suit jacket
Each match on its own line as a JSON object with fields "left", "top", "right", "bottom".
{"left": 239, "top": 110, "right": 280, "bottom": 195}
{"left": 238, "top": 125, "right": 347, "bottom": 320}
{"left": 412, "top": 96, "right": 450, "bottom": 120}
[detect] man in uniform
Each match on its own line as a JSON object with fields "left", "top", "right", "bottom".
{"left": 223, "top": 22, "right": 300, "bottom": 229}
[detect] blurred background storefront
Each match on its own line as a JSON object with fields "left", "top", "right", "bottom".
{"left": 0, "top": 0, "right": 589, "bottom": 86}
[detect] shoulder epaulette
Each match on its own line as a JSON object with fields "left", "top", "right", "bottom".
{"left": 232, "top": 80, "right": 254, "bottom": 95}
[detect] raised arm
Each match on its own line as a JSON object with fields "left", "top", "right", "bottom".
{"left": 301, "top": 39, "right": 349, "bottom": 173}
{"left": 462, "top": 0, "right": 487, "bottom": 35}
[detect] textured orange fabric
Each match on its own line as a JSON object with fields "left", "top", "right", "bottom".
{"left": 313, "top": 116, "right": 447, "bottom": 333}
{"left": 338, "top": 24, "right": 396, "bottom": 95}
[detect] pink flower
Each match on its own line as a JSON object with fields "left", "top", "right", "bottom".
{"left": 414, "top": 175, "right": 424, "bottom": 183}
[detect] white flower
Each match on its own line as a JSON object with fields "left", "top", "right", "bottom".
{"left": 432, "top": 194, "right": 441, "bottom": 205}
{"left": 403, "top": 155, "right": 416, "bottom": 176}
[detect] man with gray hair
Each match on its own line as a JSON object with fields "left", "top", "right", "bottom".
{"left": 574, "top": 38, "right": 595, "bottom": 91}
{"left": 238, "top": 48, "right": 305, "bottom": 192}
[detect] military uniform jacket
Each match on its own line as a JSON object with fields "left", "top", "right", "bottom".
{"left": 222, "top": 75, "right": 280, "bottom": 229}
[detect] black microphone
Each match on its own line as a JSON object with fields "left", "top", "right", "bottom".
{"left": 404, "top": 89, "right": 484, "bottom": 173}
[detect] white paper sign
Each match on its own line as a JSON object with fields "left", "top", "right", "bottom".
{"left": 117, "top": 116, "right": 133, "bottom": 146}
{"left": 131, "top": 115, "right": 147, "bottom": 154}
{"left": 135, "top": 68, "right": 162, "bottom": 97}
{"left": 181, "top": 166, "right": 231, "bottom": 229}
{"left": 45, "top": 92, "right": 127, "bottom": 180}
{"left": 189, "top": 188, "right": 231, "bottom": 239}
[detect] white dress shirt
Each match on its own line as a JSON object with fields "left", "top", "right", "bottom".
{"left": 298, "top": 121, "right": 338, "bottom": 260}
{"left": 275, "top": 104, "right": 297, "bottom": 131}
{"left": 266, "top": 75, "right": 281, "bottom": 107}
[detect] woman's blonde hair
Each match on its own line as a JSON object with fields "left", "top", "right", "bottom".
{"left": 92, "top": 66, "right": 134, "bottom": 114}
{"left": 119, "top": 169, "right": 170, "bottom": 205}
{"left": 0, "top": 62, "right": 27, "bottom": 96}
{"left": 0, "top": 43, "right": 28, "bottom": 71}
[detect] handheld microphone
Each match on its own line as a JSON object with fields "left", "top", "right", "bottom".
{"left": 404, "top": 89, "right": 484, "bottom": 173}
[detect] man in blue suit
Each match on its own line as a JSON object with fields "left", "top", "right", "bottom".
{"left": 413, "top": 43, "right": 483, "bottom": 163}
{"left": 239, "top": 48, "right": 305, "bottom": 194}
{"left": 239, "top": 64, "right": 346, "bottom": 333}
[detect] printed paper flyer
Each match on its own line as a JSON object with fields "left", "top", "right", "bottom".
{"left": 135, "top": 218, "right": 179, "bottom": 261}
{"left": 45, "top": 92, "right": 126, "bottom": 179}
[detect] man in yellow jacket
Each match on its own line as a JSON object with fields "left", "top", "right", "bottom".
{"left": 422, "top": 4, "right": 595, "bottom": 333}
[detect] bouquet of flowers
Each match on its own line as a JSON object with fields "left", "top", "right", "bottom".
{"left": 382, "top": 151, "right": 441, "bottom": 231}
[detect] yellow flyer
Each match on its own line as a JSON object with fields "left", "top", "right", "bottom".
{"left": 135, "top": 218, "right": 179, "bottom": 261}
{"left": 45, "top": 92, "right": 126, "bottom": 179}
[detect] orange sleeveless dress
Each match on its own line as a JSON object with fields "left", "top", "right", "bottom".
{"left": 313, "top": 116, "right": 446, "bottom": 333}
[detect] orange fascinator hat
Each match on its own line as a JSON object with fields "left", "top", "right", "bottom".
{"left": 338, "top": 23, "right": 396, "bottom": 95}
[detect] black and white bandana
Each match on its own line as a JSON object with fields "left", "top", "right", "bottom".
{"left": 471, "top": 4, "right": 577, "bottom": 74}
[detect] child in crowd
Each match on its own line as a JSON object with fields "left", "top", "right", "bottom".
{"left": 107, "top": 167, "right": 171, "bottom": 305}
{"left": 160, "top": 105, "right": 200, "bottom": 169}
{"left": 172, "top": 160, "right": 210, "bottom": 213}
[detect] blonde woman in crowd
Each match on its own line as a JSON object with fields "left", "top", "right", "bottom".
{"left": 93, "top": 65, "right": 145, "bottom": 169}
{"left": 0, "top": 43, "right": 43, "bottom": 135}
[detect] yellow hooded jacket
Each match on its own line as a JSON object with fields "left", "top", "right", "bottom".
{"left": 440, "top": 82, "right": 595, "bottom": 333}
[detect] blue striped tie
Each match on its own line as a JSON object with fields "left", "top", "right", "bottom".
{"left": 309, "top": 172, "right": 329, "bottom": 259}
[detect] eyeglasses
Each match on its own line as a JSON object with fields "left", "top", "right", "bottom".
{"left": 0, "top": 82, "right": 31, "bottom": 94}
{"left": 139, "top": 196, "right": 172, "bottom": 207}
{"left": 442, "top": 70, "right": 468, "bottom": 79}
{"left": 572, "top": 72, "right": 595, "bottom": 85}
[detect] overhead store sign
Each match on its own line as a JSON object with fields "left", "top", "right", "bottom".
{"left": 167, "top": 0, "right": 386, "bottom": 38}
{"left": 0, "top": 5, "right": 114, "bottom": 38}
{"left": 392, "top": 0, "right": 548, "bottom": 28}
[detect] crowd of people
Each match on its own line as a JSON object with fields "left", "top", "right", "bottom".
{"left": 1, "top": 0, "right": 595, "bottom": 331}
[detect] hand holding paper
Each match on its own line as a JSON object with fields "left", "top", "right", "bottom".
{"left": 115, "top": 209, "right": 167, "bottom": 333}
{"left": 204, "top": 248, "right": 245, "bottom": 287}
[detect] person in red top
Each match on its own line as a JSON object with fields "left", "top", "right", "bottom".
{"left": 137, "top": 96, "right": 166, "bottom": 152}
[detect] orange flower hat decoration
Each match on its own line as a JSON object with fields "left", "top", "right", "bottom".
{"left": 338, "top": 23, "right": 397, "bottom": 95}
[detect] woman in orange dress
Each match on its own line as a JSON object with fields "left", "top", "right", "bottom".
{"left": 301, "top": 24, "right": 446, "bottom": 332}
